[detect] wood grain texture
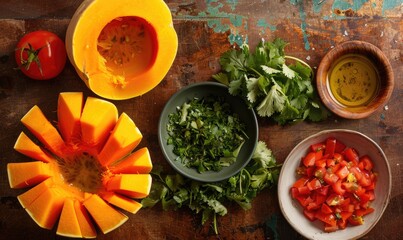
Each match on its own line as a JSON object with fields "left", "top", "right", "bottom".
{"left": 0, "top": 0, "right": 402, "bottom": 239}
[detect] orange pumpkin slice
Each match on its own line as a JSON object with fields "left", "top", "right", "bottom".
{"left": 80, "top": 96, "right": 118, "bottom": 149}
{"left": 14, "top": 132, "right": 53, "bottom": 163}
{"left": 7, "top": 92, "right": 153, "bottom": 237}
{"left": 98, "top": 112, "right": 142, "bottom": 166}
{"left": 74, "top": 200, "right": 97, "bottom": 239}
{"left": 66, "top": 0, "right": 178, "bottom": 100}
{"left": 21, "top": 105, "right": 65, "bottom": 157}
{"left": 106, "top": 174, "right": 152, "bottom": 198}
{"left": 101, "top": 192, "right": 143, "bottom": 214}
{"left": 24, "top": 186, "right": 66, "bottom": 229}
{"left": 83, "top": 194, "right": 128, "bottom": 234}
{"left": 17, "top": 178, "right": 54, "bottom": 209}
{"left": 57, "top": 198, "right": 82, "bottom": 238}
{"left": 7, "top": 161, "right": 52, "bottom": 188}
{"left": 110, "top": 147, "right": 152, "bottom": 174}
{"left": 57, "top": 92, "right": 83, "bottom": 142}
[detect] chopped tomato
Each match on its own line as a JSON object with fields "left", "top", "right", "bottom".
{"left": 360, "top": 155, "right": 374, "bottom": 171}
{"left": 303, "top": 152, "right": 316, "bottom": 167}
{"left": 290, "top": 137, "right": 377, "bottom": 233}
{"left": 324, "top": 172, "right": 339, "bottom": 185}
{"left": 293, "top": 177, "right": 309, "bottom": 188}
{"left": 344, "top": 148, "right": 359, "bottom": 164}
{"left": 303, "top": 209, "right": 316, "bottom": 221}
{"left": 348, "top": 215, "right": 364, "bottom": 225}
{"left": 334, "top": 140, "right": 346, "bottom": 153}
{"left": 311, "top": 142, "right": 326, "bottom": 152}
{"left": 331, "top": 180, "right": 346, "bottom": 195}
{"left": 336, "top": 165, "right": 350, "bottom": 179}
{"left": 321, "top": 203, "right": 333, "bottom": 214}
{"left": 307, "top": 178, "right": 322, "bottom": 191}
{"left": 324, "top": 138, "right": 336, "bottom": 157}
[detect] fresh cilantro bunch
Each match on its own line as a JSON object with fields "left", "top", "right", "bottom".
{"left": 212, "top": 38, "right": 330, "bottom": 125}
{"left": 141, "top": 141, "right": 281, "bottom": 234}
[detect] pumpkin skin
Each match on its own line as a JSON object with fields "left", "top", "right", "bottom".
{"left": 7, "top": 92, "right": 153, "bottom": 237}
{"left": 66, "top": 0, "right": 178, "bottom": 100}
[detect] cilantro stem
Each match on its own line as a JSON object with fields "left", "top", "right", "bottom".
{"left": 213, "top": 213, "right": 218, "bottom": 234}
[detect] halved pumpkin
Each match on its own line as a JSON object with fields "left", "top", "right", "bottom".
{"left": 66, "top": 0, "right": 178, "bottom": 100}
{"left": 7, "top": 92, "right": 153, "bottom": 237}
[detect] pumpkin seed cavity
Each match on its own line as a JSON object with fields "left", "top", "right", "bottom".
{"left": 58, "top": 151, "right": 105, "bottom": 193}
{"left": 97, "top": 16, "right": 157, "bottom": 87}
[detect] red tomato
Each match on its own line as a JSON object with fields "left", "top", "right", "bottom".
{"left": 15, "top": 30, "right": 66, "bottom": 80}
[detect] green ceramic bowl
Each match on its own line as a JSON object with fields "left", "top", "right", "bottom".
{"left": 158, "top": 82, "right": 258, "bottom": 182}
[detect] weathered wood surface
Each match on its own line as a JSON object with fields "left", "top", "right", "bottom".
{"left": 0, "top": 1, "right": 402, "bottom": 239}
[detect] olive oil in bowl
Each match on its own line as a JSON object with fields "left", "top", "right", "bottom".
{"left": 328, "top": 54, "right": 380, "bottom": 107}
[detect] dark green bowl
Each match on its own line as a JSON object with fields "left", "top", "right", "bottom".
{"left": 158, "top": 82, "right": 258, "bottom": 182}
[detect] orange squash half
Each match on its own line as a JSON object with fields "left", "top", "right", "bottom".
{"left": 66, "top": 0, "right": 178, "bottom": 100}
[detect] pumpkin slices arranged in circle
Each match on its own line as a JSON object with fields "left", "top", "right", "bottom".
{"left": 7, "top": 92, "right": 153, "bottom": 238}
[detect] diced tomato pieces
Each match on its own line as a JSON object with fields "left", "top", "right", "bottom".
{"left": 315, "top": 159, "right": 326, "bottom": 168}
{"left": 307, "top": 202, "right": 320, "bottom": 211}
{"left": 336, "top": 165, "right": 350, "bottom": 179}
{"left": 303, "top": 209, "right": 316, "bottom": 221}
{"left": 335, "top": 140, "right": 346, "bottom": 153}
{"left": 298, "top": 186, "right": 311, "bottom": 195}
{"left": 348, "top": 215, "right": 364, "bottom": 225}
{"left": 324, "top": 224, "right": 339, "bottom": 232}
{"left": 314, "top": 167, "right": 326, "bottom": 179}
{"left": 306, "top": 166, "right": 315, "bottom": 178}
{"left": 321, "top": 203, "right": 333, "bottom": 214}
{"left": 355, "top": 207, "right": 374, "bottom": 217}
{"left": 324, "top": 138, "right": 336, "bottom": 157}
{"left": 315, "top": 211, "right": 337, "bottom": 226}
{"left": 332, "top": 180, "right": 346, "bottom": 195}
{"left": 342, "top": 182, "right": 360, "bottom": 193}
{"left": 316, "top": 185, "right": 329, "bottom": 196}
{"left": 303, "top": 152, "right": 316, "bottom": 167}
{"left": 315, "top": 193, "right": 327, "bottom": 205}
{"left": 324, "top": 172, "right": 339, "bottom": 185}
{"left": 290, "top": 137, "right": 377, "bottom": 233}
{"left": 360, "top": 155, "right": 374, "bottom": 171}
{"left": 333, "top": 153, "right": 343, "bottom": 163}
{"left": 307, "top": 178, "right": 322, "bottom": 191}
{"left": 344, "top": 148, "right": 359, "bottom": 164}
{"left": 315, "top": 150, "right": 323, "bottom": 162}
{"left": 291, "top": 187, "right": 299, "bottom": 198}
{"left": 349, "top": 166, "right": 363, "bottom": 181}
{"left": 293, "top": 177, "right": 309, "bottom": 188}
{"left": 326, "top": 158, "right": 336, "bottom": 167}
{"left": 358, "top": 171, "right": 372, "bottom": 187}
{"left": 326, "top": 194, "right": 344, "bottom": 206}
{"left": 311, "top": 142, "right": 326, "bottom": 152}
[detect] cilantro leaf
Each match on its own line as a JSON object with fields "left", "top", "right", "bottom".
{"left": 256, "top": 84, "right": 286, "bottom": 117}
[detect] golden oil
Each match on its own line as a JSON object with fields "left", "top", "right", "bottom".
{"left": 328, "top": 54, "right": 380, "bottom": 107}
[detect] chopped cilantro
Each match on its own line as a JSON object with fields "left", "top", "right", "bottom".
{"left": 166, "top": 96, "right": 248, "bottom": 173}
{"left": 213, "top": 38, "right": 330, "bottom": 125}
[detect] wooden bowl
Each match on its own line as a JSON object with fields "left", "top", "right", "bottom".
{"left": 316, "top": 41, "right": 394, "bottom": 119}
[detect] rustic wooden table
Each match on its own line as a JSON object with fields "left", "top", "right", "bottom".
{"left": 0, "top": 1, "right": 402, "bottom": 239}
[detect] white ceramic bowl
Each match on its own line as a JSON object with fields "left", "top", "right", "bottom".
{"left": 278, "top": 129, "right": 391, "bottom": 240}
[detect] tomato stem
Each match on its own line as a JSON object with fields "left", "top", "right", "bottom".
{"left": 17, "top": 42, "right": 48, "bottom": 77}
